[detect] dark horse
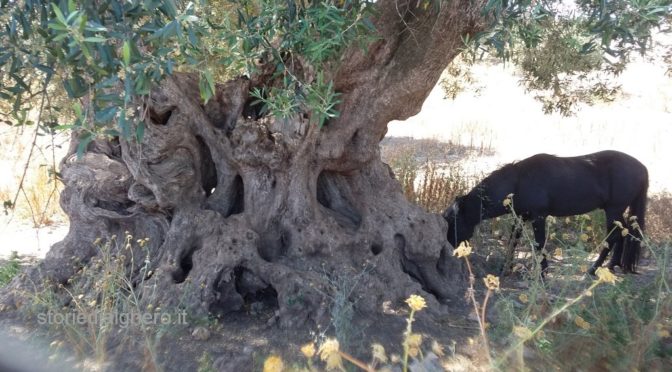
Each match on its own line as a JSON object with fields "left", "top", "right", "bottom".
{"left": 442, "top": 150, "right": 648, "bottom": 275}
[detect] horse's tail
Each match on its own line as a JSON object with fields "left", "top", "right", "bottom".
{"left": 622, "top": 180, "right": 648, "bottom": 273}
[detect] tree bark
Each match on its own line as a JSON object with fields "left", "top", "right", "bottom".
{"left": 2, "top": 0, "right": 487, "bottom": 329}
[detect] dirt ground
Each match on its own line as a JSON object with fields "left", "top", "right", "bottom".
{"left": 1, "top": 232, "right": 668, "bottom": 371}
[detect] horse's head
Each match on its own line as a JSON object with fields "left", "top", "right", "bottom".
{"left": 443, "top": 196, "right": 477, "bottom": 248}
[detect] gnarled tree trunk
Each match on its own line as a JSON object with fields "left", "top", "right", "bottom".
{"left": 3, "top": 0, "right": 487, "bottom": 329}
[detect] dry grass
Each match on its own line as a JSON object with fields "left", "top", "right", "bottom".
{"left": 396, "top": 162, "right": 471, "bottom": 214}
{"left": 647, "top": 192, "right": 672, "bottom": 243}
{"left": 18, "top": 233, "right": 167, "bottom": 369}
{"left": 9, "top": 167, "right": 63, "bottom": 226}
{"left": 0, "top": 125, "right": 68, "bottom": 227}
{"left": 381, "top": 137, "right": 482, "bottom": 214}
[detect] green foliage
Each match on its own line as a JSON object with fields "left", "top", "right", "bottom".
{"left": 489, "top": 220, "right": 672, "bottom": 370}
{"left": 318, "top": 264, "right": 372, "bottom": 351}
{"left": 439, "top": 56, "right": 483, "bottom": 100}
{"left": 475, "top": 0, "right": 671, "bottom": 64}
{"left": 1, "top": 0, "right": 670, "bottom": 131}
{"left": 219, "top": 0, "right": 373, "bottom": 126}
{"left": 0, "top": 251, "right": 21, "bottom": 286}
{"left": 197, "top": 351, "right": 216, "bottom": 372}
{"left": 493, "top": 249, "right": 672, "bottom": 369}
{"left": 517, "top": 19, "right": 619, "bottom": 115}
{"left": 1, "top": 0, "right": 211, "bottom": 147}
{"left": 467, "top": 0, "right": 671, "bottom": 115}
{"left": 0, "top": 0, "right": 374, "bottom": 138}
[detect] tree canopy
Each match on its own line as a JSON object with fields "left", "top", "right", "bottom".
{"left": 2, "top": 0, "right": 670, "bottom": 136}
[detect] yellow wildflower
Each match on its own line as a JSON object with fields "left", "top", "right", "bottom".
{"left": 595, "top": 267, "right": 617, "bottom": 284}
{"left": 483, "top": 274, "right": 500, "bottom": 291}
{"left": 614, "top": 221, "right": 623, "bottom": 229}
{"left": 263, "top": 355, "right": 284, "bottom": 372}
{"left": 580, "top": 233, "right": 589, "bottom": 242}
{"left": 371, "top": 343, "right": 387, "bottom": 364}
{"left": 405, "top": 294, "right": 427, "bottom": 312}
{"left": 575, "top": 316, "right": 591, "bottom": 330}
{"left": 513, "top": 326, "right": 532, "bottom": 339}
{"left": 301, "top": 342, "right": 316, "bottom": 359}
{"left": 503, "top": 193, "right": 514, "bottom": 207}
{"left": 318, "top": 339, "right": 343, "bottom": 371}
{"left": 579, "top": 264, "right": 588, "bottom": 273}
{"left": 658, "top": 329, "right": 670, "bottom": 338}
{"left": 518, "top": 293, "right": 529, "bottom": 304}
{"left": 621, "top": 228, "right": 630, "bottom": 237}
{"left": 453, "top": 242, "right": 472, "bottom": 258}
{"left": 554, "top": 248, "right": 563, "bottom": 258}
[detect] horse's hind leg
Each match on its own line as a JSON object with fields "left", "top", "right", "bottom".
{"left": 532, "top": 217, "right": 548, "bottom": 275}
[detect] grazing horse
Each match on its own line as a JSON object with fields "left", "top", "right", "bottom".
{"left": 442, "top": 150, "right": 648, "bottom": 275}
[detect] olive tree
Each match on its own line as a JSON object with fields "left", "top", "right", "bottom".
{"left": 1, "top": 0, "right": 669, "bottom": 330}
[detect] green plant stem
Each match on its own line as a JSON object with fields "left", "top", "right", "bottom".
{"left": 338, "top": 350, "right": 374, "bottom": 372}
{"left": 402, "top": 309, "right": 415, "bottom": 372}
{"left": 463, "top": 257, "right": 493, "bottom": 364}
{"left": 496, "top": 280, "right": 602, "bottom": 366}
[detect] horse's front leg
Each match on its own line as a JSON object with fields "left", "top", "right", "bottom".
{"left": 532, "top": 217, "right": 548, "bottom": 275}
{"left": 501, "top": 223, "right": 524, "bottom": 276}
{"left": 607, "top": 226, "right": 626, "bottom": 272}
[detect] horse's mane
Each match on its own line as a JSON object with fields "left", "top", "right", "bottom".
{"left": 480, "top": 159, "right": 520, "bottom": 183}
{"left": 482, "top": 153, "right": 561, "bottom": 182}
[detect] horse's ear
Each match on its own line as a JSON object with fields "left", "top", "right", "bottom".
{"left": 451, "top": 201, "right": 459, "bottom": 214}
{"left": 443, "top": 201, "right": 459, "bottom": 220}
